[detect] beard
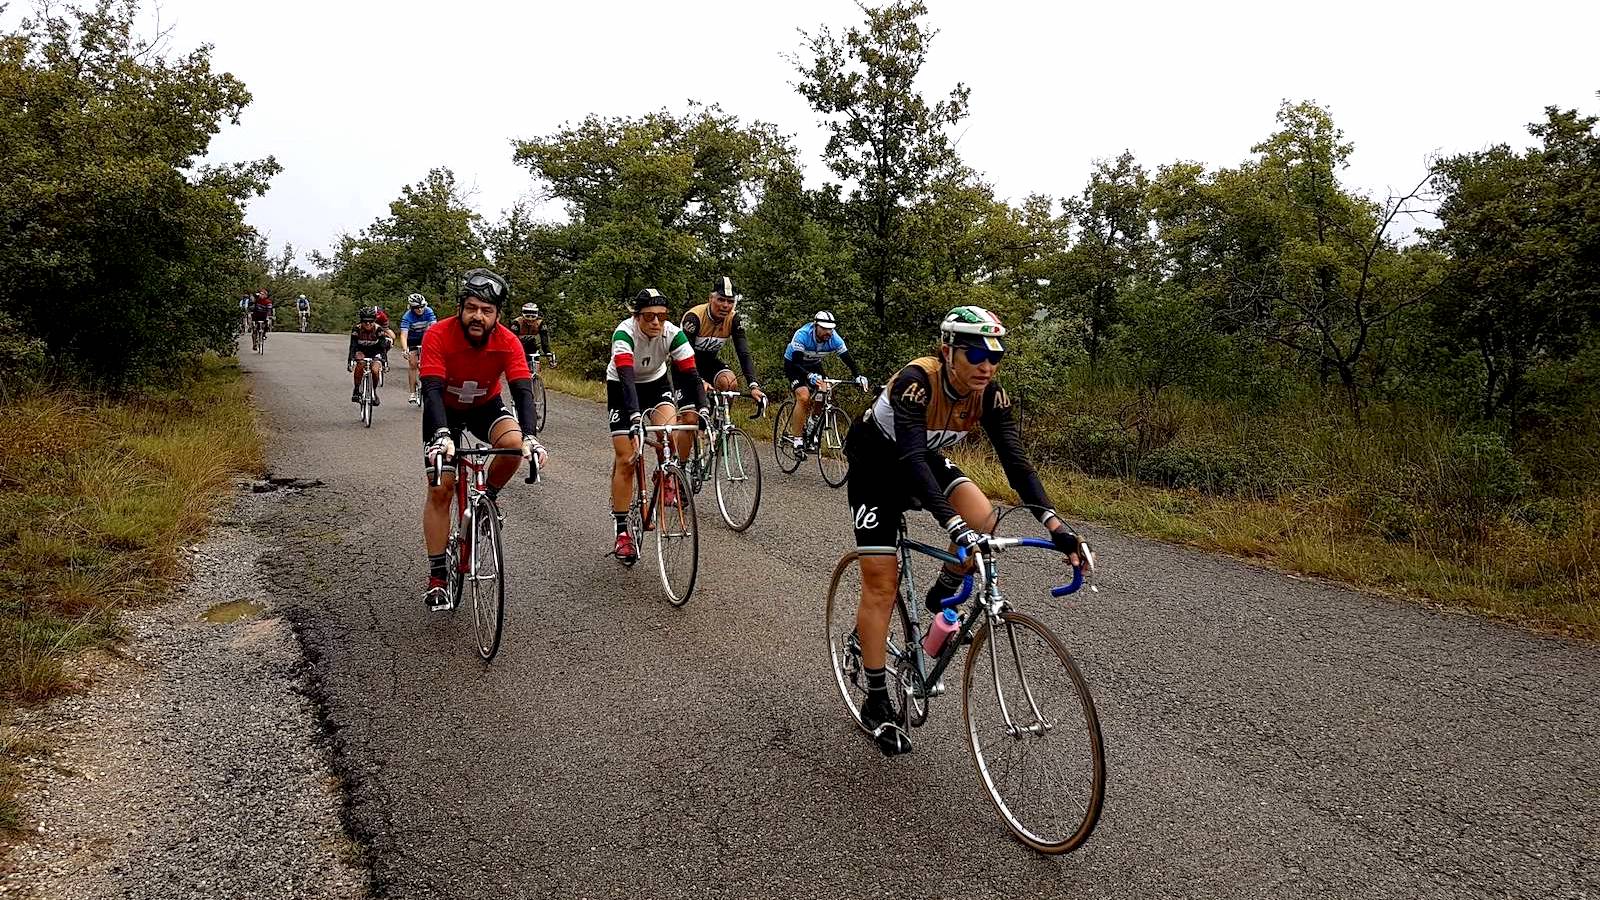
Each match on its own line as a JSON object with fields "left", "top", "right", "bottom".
{"left": 460, "top": 312, "right": 492, "bottom": 347}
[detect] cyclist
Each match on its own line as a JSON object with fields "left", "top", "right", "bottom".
{"left": 420, "top": 268, "right": 547, "bottom": 610}
{"left": 605, "top": 288, "right": 706, "bottom": 564}
{"left": 295, "top": 294, "right": 311, "bottom": 330}
{"left": 347, "top": 307, "right": 388, "bottom": 405}
{"left": 782, "top": 310, "right": 868, "bottom": 452}
{"left": 248, "top": 289, "right": 275, "bottom": 338}
{"left": 373, "top": 308, "right": 396, "bottom": 352}
{"left": 680, "top": 276, "right": 765, "bottom": 409}
{"left": 844, "top": 306, "right": 1089, "bottom": 756}
{"left": 400, "top": 293, "right": 438, "bottom": 405}
{"left": 238, "top": 295, "right": 251, "bottom": 333}
{"left": 508, "top": 302, "right": 555, "bottom": 369}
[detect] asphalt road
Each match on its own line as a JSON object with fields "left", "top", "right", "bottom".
{"left": 243, "top": 333, "right": 1598, "bottom": 899}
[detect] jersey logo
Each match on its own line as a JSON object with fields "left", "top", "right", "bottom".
{"left": 900, "top": 382, "right": 928, "bottom": 405}
{"left": 448, "top": 381, "right": 490, "bottom": 404}
{"left": 853, "top": 505, "right": 880, "bottom": 531}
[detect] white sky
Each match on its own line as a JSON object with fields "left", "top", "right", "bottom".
{"left": 94, "top": 0, "right": 1600, "bottom": 262}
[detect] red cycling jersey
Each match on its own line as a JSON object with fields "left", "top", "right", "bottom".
{"left": 419, "top": 316, "right": 531, "bottom": 410}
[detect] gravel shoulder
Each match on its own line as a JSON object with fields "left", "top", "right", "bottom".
{"left": 0, "top": 486, "right": 369, "bottom": 900}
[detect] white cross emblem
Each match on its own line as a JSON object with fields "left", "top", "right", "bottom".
{"left": 448, "top": 380, "right": 489, "bottom": 404}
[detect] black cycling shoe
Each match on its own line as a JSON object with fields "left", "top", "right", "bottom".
{"left": 351, "top": 390, "right": 361, "bottom": 403}
{"left": 860, "top": 694, "right": 912, "bottom": 756}
{"left": 371, "top": 392, "right": 381, "bottom": 407}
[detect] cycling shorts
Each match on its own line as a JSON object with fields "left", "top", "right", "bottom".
{"left": 419, "top": 394, "right": 515, "bottom": 456}
{"left": 844, "top": 417, "right": 970, "bottom": 555}
{"left": 784, "top": 358, "right": 823, "bottom": 391}
{"left": 694, "top": 352, "right": 735, "bottom": 385}
{"left": 250, "top": 308, "right": 273, "bottom": 322}
{"left": 605, "top": 371, "right": 692, "bottom": 436}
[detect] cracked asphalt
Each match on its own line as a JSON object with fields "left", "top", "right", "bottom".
{"left": 244, "top": 333, "right": 1599, "bottom": 899}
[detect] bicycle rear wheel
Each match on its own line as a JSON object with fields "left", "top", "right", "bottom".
{"left": 772, "top": 399, "right": 803, "bottom": 473}
{"left": 824, "top": 552, "right": 917, "bottom": 735}
{"left": 817, "top": 405, "right": 850, "bottom": 488}
{"left": 962, "top": 610, "right": 1104, "bottom": 854}
{"left": 714, "top": 429, "right": 761, "bottom": 531}
{"left": 651, "top": 468, "right": 698, "bottom": 605}
{"left": 532, "top": 375, "right": 548, "bottom": 435}
{"left": 361, "top": 371, "right": 374, "bottom": 427}
{"left": 468, "top": 494, "right": 506, "bottom": 661}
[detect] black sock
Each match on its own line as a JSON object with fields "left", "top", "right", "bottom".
{"left": 428, "top": 554, "right": 446, "bottom": 581}
{"left": 925, "top": 568, "right": 964, "bottom": 612}
{"left": 864, "top": 666, "right": 888, "bottom": 701}
{"left": 485, "top": 484, "right": 500, "bottom": 501}
{"left": 613, "top": 512, "right": 628, "bottom": 535}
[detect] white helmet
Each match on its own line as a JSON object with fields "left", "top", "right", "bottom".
{"left": 521, "top": 303, "right": 540, "bottom": 317}
{"left": 407, "top": 293, "right": 425, "bottom": 308}
{"left": 813, "top": 310, "right": 837, "bottom": 328}
{"left": 939, "top": 306, "right": 1007, "bottom": 351}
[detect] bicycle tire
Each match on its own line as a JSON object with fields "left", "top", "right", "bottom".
{"left": 652, "top": 467, "right": 698, "bottom": 606}
{"left": 361, "top": 370, "right": 373, "bottom": 428}
{"left": 817, "top": 405, "right": 850, "bottom": 488}
{"left": 772, "top": 399, "right": 803, "bottom": 474}
{"left": 532, "top": 375, "right": 548, "bottom": 435}
{"left": 714, "top": 429, "right": 762, "bottom": 532}
{"left": 823, "top": 551, "right": 915, "bottom": 735}
{"left": 962, "top": 610, "right": 1104, "bottom": 854}
{"left": 469, "top": 494, "right": 506, "bottom": 661}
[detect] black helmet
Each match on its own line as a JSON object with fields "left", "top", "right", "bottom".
{"left": 632, "top": 288, "right": 669, "bottom": 313}
{"left": 358, "top": 306, "right": 376, "bottom": 323}
{"left": 711, "top": 276, "right": 735, "bottom": 299}
{"left": 459, "top": 268, "right": 509, "bottom": 308}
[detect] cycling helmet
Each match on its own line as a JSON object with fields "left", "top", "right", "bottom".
{"left": 813, "top": 310, "right": 837, "bottom": 328}
{"left": 940, "top": 306, "right": 1006, "bottom": 351}
{"left": 460, "top": 268, "right": 509, "bottom": 308}
{"left": 632, "top": 288, "right": 669, "bottom": 313}
{"left": 407, "top": 293, "right": 425, "bottom": 308}
{"left": 297, "top": 294, "right": 307, "bottom": 301}
{"left": 358, "top": 307, "right": 376, "bottom": 323}
{"left": 712, "top": 276, "right": 735, "bottom": 299}
{"left": 521, "top": 303, "right": 540, "bottom": 317}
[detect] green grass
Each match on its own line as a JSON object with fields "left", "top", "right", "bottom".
{"left": 542, "top": 364, "right": 1598, "bottom": 636}
{"left": 0, "top": 356, "right": 262, "bottom": 830}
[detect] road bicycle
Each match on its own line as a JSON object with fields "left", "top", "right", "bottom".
{"left": 250, "top": 318, "right": 270, "bottom": 355}
{"left": 773, "top": 377, "right": 856, "bottom": 487}
{"left": 298, "top": 309, "right": 309, "bottom": 332}
{"left": 429, "top": 441, "right": 539, "bottom": 662}
{"left": 619, "top": 421, "right": 699, "bottom": 606}
{"left": 527, "top": 353, "right": 551, "bottom": 435}
{"left": 688, "top": 389, "right": 765, "bottom": 531}
{"left": 823, "top": 511, "right": 1103, "bottom": 854}
{"left": 353, "top": 357, "right": 378, "bottom": 428}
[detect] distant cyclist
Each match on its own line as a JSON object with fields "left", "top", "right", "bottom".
{"left": 782, "top": 310, "right": 868, "bottom": 452}
{"left": 248, "top": 289, "right": 275, "bottom": 335}
{"left": 508, "top": 303, "right": 555, "bottom": 368}
{"left": 605, "top": 289, "right": 705, "bottom": 564}
{"left": 347, "top": 307, "right": 388, "bottom": 405}
{"left": 681, "top": 275, "right": 765, "bottom": 409}
{"left": 419, "top": 269, "right": 547, "bottom": 609}
{"left": 400, "top": 293, "right": 438, "bottom": 405}
{"left": 295, "top": 294, "right": 310, "bottom": 330}
{"left": 844, "top": 306, "right": 1089, "bottom": 755}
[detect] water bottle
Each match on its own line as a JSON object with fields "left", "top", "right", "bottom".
{"left": 922, "top": 608, "right": 960, "bottom": 659}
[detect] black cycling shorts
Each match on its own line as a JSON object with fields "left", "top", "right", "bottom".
{"left": 844, "top": 418, "right": 970, "bottom": 555}
{"left": 694, "top": 352, "right": 734, "bottom": 385}
{"left": 784, "top": 358, "right": 823, "bottom": 392}
{"left": 605, "top": 370, "right": 693, "bottom": 435}
{"left": 420, "top": 395, "right": 515, "bottom": 458}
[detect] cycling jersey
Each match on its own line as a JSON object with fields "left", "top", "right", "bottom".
{"left": 348, "top": 323, "right": 387, "bottom": 360}
{"left": 681, "top": 303, "right": 756, "bottom": 383}
{"left": 250, "top": 296, "right": 274, "bottom": 321}
{"left": 783, "top": 322, "right": 861, "bottom": 385}
{"left": 606, "top": 317, "right": 694, "bottom": 382}
{"left": 509, "top": 316, "right": 550, "bottom": 357}
{"left": 418, "top": 316, "right": 537, "bottom": 445}
{"left": 400, "top": 307, "right": 437, "bottom": 348}
{"left": 296, "top": 299, "right": 310, "bottom": 311}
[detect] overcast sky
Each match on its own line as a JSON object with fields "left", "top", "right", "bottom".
{"left": 114, "top": 0, "right": 1600, "bottom": 264}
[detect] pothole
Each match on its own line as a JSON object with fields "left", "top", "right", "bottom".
{"left": 201, "top": 599, "right": 266, "bottom": 624}
{"left": 251, "top": 475, "right": 324, "bottom": 494}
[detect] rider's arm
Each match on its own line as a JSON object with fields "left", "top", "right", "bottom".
{"left": 730, "top": 315, "right": 757, "bottom": 385}
{"left": 978, "top": 385, "right": 1057, "bottom": 525}
{"left": 886, "top": 366, "right": 960, "bottom": 527}
{"left": 497, "top": 331, "right": 538, "bottom": 435}
{"left": 834, "top": 335, "right": 863, "bottom": 378}
{"left": 420, "top": 376, "right": 447, "bottom": 437}
{"left": 668, "top": 329, "right": 706, "bottom": 409}
{"left": 538, "top": 327, "right": 551, "bottom": 356}
{"left": 346, "top": 331, "right": 358, "bottom": 364}
{"left": 611, "top": 328, "right": 642, "bottom": 418}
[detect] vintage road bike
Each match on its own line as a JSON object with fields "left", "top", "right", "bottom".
{"left": 688, "top": 389, "right": 766, "bottom": 531}
{"left": 774, "top": 377, "right": 856, "bottom": 488}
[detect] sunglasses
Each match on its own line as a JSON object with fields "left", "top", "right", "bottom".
{"left": 960, "top": 344, "right": 1005, "bottom": 366}
{"left": 638, "top": 310, "right": 670, "bottom": 323}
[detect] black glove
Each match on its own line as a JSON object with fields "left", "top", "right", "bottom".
{"left": 1050, "top": 525, "right": 1082, "bottom": 557}
{"left": 946, "top": 515, "right": 983, "bottom": 555}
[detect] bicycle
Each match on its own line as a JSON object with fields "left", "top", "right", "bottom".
{"left": 619, "top": 422, "right": 700, "bottom": 606}
{"left": 353, "top": 358, "right": 378, "bottom": 428}
{"left": 298, "top": 310, "right": 309, "bottom": 332}
{"left": 250, "top": 318, "right": 269, "bottom": 355}
{"left": 688, "top": 389, "right": 765, "bottom": 531}
{"left": 527, "top": 353, "right": 550, "bottom": 435}
{"left": 429, "top": 441, "right": 539, "bottom": 662}
{"left": 823, "top": 511, "right": 1103, "bottom": 854}
{"left": 773, "top": 377, "right": 855, "bottom": 487}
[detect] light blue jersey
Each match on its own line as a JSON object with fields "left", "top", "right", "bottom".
{"left": 784, "top": 322, "right": 848, "bottom": 364}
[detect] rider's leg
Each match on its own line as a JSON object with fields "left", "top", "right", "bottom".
{"left": 610, "top": 434, "right": 636, "bottom": 530}
{"left": 406, "top": 352, "right": 419, "bottom": 394}
{"left": 424, "top": 470, "right": 454, "bottom": 556}
{"left": 925, "top": 480, "right": 999, "bottom": 607}
{"left": 790, "top": 385, "right": 812, "bottom": 439}
{"left": 855, "top": 554, "right": 900, "bottom": 670}
{"left": 483, "top": 416, "right": 522, "bottom": 493}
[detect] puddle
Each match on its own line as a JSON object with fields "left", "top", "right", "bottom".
{"left": 202, "top": 599, "right": 266, "bottom": 624}
{"left": 251, "top": 475, "right": 324, "bottom": 494}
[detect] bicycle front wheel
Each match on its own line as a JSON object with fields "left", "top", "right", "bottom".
{"left": 361, "top": 373, "right": 374, "bottom": 427}
{"left": 468, "top": 494, "right": 506, "bottom": 661}
{"left": 532, "top": 375, "right": 548, "bottom": 435}
{"left": 772, "top": 399, "right": 803, "bottom": 473}
{"left": 962, "top": 610, "right": 1104, "bottom": 854}
{"left": 824, "top": 552, "right": 916, "bottom": 735}
{"left": 713, "top": 428, "right": 762, "bottom": 531}
{"left": 652, "top": 468, "right": 698, "bottom": 606}
{"left": 817, "top": 405, "right": 850, "bottom": 488}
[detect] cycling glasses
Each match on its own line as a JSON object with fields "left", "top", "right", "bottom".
{"left": 638, "top": 311, "right": 670, "bottom": 324}
{"left": 461, "top": 271, "right": 508, "bottom": 306}
{"left": 960, "top": 344, "right": 1006, "bottom": 366}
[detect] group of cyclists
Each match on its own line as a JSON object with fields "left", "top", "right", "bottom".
{"left": 239, "top": 290, "right": 311, "bottom": 337}
{"left": 342, "top": 269, "right": 1093, "bottom": 758}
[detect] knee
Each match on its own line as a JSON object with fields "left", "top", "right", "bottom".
{"left": 426, "top": 483, "right": 452, "bottom": 506}
{"left": 860, "top": 561, "right": 899, "bottom": 602}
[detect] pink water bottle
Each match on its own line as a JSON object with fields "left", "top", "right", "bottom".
{"left": 922, "top": 608, "right": 960, "bottom": 658}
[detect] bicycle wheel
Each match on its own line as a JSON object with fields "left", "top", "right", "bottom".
{"left": 772, "top": 399, "right": 803, "bottom": 473}
{"left": 962, "top": 610, "right": 1104, "bottom": 854}
{"left": 532, "top": 375, "right": 548, "bottom": 435}
{"left": 361, "top": 372, "right": 373, "bottom": 427}
{"left": 651, "top": 467, "right": 698, "bottom": 606}
{"left": 468, "top": 494, "right": 506, "bottom": 661}
{"left": 713, "top": 429, "right": 762, "bottom": 531}
{"left": 687, "top": 431, "right": 708, "bottom": 495}
{"left": 824, "top": 552, "right": 918, "bottom": 735}
{"left": 817, "top": 405, "right": 850, "bottom": 488}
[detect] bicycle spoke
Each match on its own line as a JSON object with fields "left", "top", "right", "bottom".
{"left": 653, "top": 469, "right": 698, "bottom": 606}
{"left": 714, "top": 429, "right": 762, "bottom": 531}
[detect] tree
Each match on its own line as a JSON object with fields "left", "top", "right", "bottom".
{"left": 1431, "top": 103, "right": 1600, "bottom": 428}
{"left": 794, "top": 0, "right": 969, "bottom": 324}
{"left": 0, "top": 0, "right": 278, "bottom": 386}
{"left": 1053, "top": 152, "right": 1152, "bottom": 368}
